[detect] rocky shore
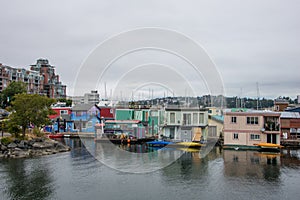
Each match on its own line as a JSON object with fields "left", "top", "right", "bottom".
{"left": 0, "top": 137, "right": 70, "bottom": 159}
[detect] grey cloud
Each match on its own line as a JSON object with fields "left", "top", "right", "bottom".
{"left": 0, "top": 0, "right": 299, "bottom": 99}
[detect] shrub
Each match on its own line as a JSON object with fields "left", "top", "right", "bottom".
{"left": 1, "top": 137, "right": 13, "bottom": 145}
{"left": 33, "top": 127, "right": 44, "bottom": 137}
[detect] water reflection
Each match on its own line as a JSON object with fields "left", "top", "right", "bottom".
{"left": 92, "top": 142, "right": 184, "bottom": 173}
{"left": 1, "top": 138, "right": 300, "bottom": 200}
{"left": 57, "top": 138, "right": 95, "bottom": 159}
{"left": 161, "top": 147, "right": 223, "bottom": 181}
{"left": 223, "top": 150, "right": 281, "bottom": 181}
{"left": 281, "top": 148, "right": 300, "bottom": 168}
{"left": 0, "top": 158, "right": 54, "bottom": 200}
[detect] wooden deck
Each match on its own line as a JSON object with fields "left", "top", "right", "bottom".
{"left": 281, "top": 139, "right": 300, "bottom": 148}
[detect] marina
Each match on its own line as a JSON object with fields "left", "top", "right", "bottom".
{"left": 1, "top": 1, "right": 300, "bottom": 199}
{"left": 1, "top": 138, "right": 300, "bottom": 200}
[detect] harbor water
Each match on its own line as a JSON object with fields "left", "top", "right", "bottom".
{"left": 1, "top": 138, "right": 300, "bottom": 200}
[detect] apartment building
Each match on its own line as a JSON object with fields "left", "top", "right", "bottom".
{"left": 0, "top": 59, "right": 66, "bottom": 99}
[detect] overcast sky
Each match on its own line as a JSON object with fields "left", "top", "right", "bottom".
{"left": 0, "top": 0, "right": 299, "bottom": 99}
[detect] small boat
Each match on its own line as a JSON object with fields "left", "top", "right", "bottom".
{"left": 254, "top": 143, "right": 283, "bottom": 152}
{"left": 48, "top": 134, "right": 64, "bottom": 139}
{"left": 146, "top": 140, "right": 173, "bottom": 147}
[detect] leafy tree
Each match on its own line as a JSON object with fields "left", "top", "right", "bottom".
{"left": 1, "top": 81, "right": 27, "bottom": 108}
{"left": 57, "top": 98, "right": 72, "bottom": 107}
{"left": 8, "top": 94, "right": 56, "bottom": 137}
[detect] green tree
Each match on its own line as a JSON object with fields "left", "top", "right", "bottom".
{"left": 8, "top": 94, "right": 56, "bottom": 137}
{"left": 1, "top": 81, "right": 27, "bottom": 108}
{"left": 57, "top": 98, "right": 72, "bottom": 107}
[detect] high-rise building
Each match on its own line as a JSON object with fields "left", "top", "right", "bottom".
{"left": 0, "top": 59, "right": 66, "bottom": 99}
{"left": 30, "top": 59, "right": 66, "bottom": 99}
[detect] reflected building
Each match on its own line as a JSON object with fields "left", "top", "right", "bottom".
{"left": 223, "top": 150, "right": 280, "bottom": 181}
{"left": 161, "top": 147, "right": 222, "bottom": 181}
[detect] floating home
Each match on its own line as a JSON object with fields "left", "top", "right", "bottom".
{"left": 223, "top": 109, "right": 281, "bottom": 150}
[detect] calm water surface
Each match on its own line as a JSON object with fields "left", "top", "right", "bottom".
{"left": 1, "top": 138, "right": 300, "bottom": 200}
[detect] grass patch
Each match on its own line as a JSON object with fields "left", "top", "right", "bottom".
{"left": 1, "top": 137, "right": 13, "bottom": 145}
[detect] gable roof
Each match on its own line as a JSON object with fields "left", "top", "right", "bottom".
{"left": 280, "top": 112, "right": 300, "bottom": 119}
{"left": 72, "top": 103, "right": 95, "bottom": 111}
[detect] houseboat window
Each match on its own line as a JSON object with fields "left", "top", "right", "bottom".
{"left": 199, "top": 113, "right": 204, "bottom": 124}
{"left": 151, "top": 111, "right": 158, "bottom": 117}
{"left": 183, "top": 113, "right": 191, "bottom": 125}
{"left": 250, "top": 134, "right": 260, "bottom": 140}
{"left": 60, "top": 110, "right": 68, "bottom": 115}
{"left": 247, "top": 117, "right": 258, "bottom": 125}
{"left": 231, "top": 116, "right": 237, "bottom": 123}
{"left": 233, "top": 133, "right": 239, "bottom": 140}
{"left": 193, "top": 113, "right": 198, "bottom": 125}
{"left": 170, "top": 113, "right": 175, "bottom": 124}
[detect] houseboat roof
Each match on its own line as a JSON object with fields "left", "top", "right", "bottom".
{"left": 105, "top": 120, "right": 141, "bottom": 124}
{"left": 224, "top": 109, "right": 281, "bottom": 116}
{"left": 210, "top": 115, "right": 224, "bottom": 123}
{"left": 285, "top": 107, "right": 300, "bottom": 113}
{"left": 72, "top": 103, "right": 95, "bottom": 111}
{"left": 165, "top": 107, "right": 208, "bottom": 112}
{"left": 280, "top": 112, "right": 300, "bottom": 119}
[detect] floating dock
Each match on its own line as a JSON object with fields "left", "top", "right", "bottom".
{"left": 94, "top": 137, "right": 155, "bottom": 144}
{"left": 47, "top": 132, "right": 95, "bottom": 139}
{"left": 281, "top": 139, "right": 300, "bottom": 148}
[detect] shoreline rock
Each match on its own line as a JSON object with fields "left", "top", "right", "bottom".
{"left": 0, "top": 137, "right": 70, "bottom": 159}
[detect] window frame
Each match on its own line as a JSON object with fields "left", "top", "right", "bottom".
{"left": 183, "top": 113, "right": 191, "bottom": 125}
{"left": 170, "top": 112, "right": 176, "bottom": 124}
{"left": 231, "top": 116, "right": 237, "bottom": 123}
{"left": 60, "top": 110, "right": 68, "bottom": 115}
{"left": 233, "top": 133, "right": 239, "bottom": 140}
{"left": 246, "top": 117, "right": 259, "bottom": 125}
{"left": 199, "top": 113, "right": 204, "bottom": 124}
{"left": 250, "top": 134, "right": 260, "bottom": 140}
{"left": 192, "top": 113, "right": 198, "bottom": 125}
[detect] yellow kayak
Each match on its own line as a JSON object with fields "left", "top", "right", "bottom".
{"left": 169, "top": 142, "right": 205, "bottom": 149}
{"left": 254, "top": 143, "right": 283, "bottom": 148}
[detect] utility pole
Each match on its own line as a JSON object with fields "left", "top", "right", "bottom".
{"left": 256, "top": 82, "right": 260, "bottom": 110}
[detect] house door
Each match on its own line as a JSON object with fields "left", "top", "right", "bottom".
{"left": 170, "top": 127, "right": 175, "bottom": 139}
{"left": 267, "top": 134, "right": 272, "bottom": 143}
{"left": 180, "top": 129, "right": 192, "bottom": 142}
{"left": 267, "top": 134, "right": 277, "bottom": 144}
{"left": 272, "top": 134, "right": 277, "bottom": 144}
